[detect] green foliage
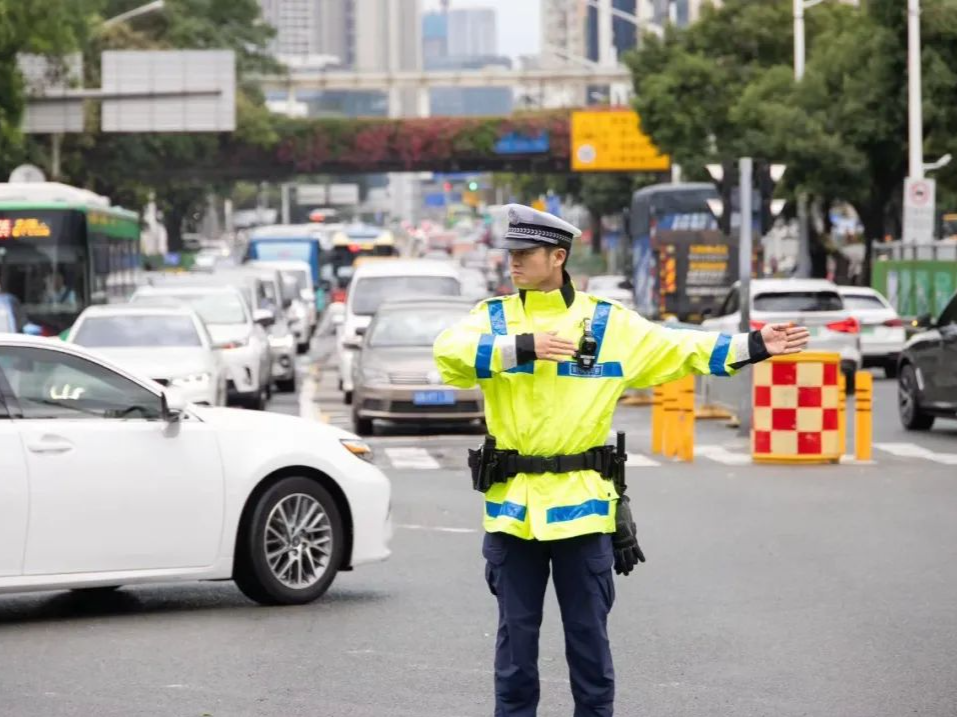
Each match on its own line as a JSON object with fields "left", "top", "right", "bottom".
{"left": 625, "top": 0, "right": 957, "bottom": 253}
{"left": 0, "top": 0, "right": 95, "bottom": 163}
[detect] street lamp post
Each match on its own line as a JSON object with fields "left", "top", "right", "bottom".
{"left": 102, "top": 0, "right": 165, "bottom": 29}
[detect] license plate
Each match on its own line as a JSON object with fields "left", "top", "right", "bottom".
{"left": 861, "top": 325, "right": 875, "bottom": 335}
{"left": 413, "top": 390, "right": 455, "bottom": 406}
{"left": 807, "top": 326, "right": 819, "bottom": 336}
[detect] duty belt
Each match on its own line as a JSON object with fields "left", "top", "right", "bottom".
{"left": 468, "top": 433, "right": 629, "bottom": 495}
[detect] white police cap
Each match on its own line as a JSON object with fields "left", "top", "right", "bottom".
{"left": 502, "top": 203, "right": 582, "bottom": 251}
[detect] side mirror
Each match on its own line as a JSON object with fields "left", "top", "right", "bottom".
{"left": 283, "top": 298, "right": 293, "bottom": 309}
{"left": 161, "top": 389, "right": 187, "bottom": 422}
{"left": 253, "top": 308, "right": 275, "bottom": 327}
{"left": 343, "top": 336, "right": 363, "bottom": 350}
{"left": 355, "top": 326, "right": 367, "bottom": 336}
{"left": 915, "top": 313, "right": 935, "bottom": 329}
{"left": 700, "top": 307, "right": 714, "bottom": 319}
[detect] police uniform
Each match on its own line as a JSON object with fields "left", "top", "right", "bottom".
{"left": 433, "top": 205, "right": 769, "bottom": 717}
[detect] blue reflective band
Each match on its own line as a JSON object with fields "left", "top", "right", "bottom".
{"left": 546, "top": 499, "right": 610, "bottom": 524}
{"left": 486, "top": 500, "right": 527, "bottom": 521}
{"left": 709, "top": 333, "right": 732, "bottom": 377}
{"left": 487, "top": 300, "right": 507, "bottom": 335}
{"left": 475, "top": 333, "right": 495, "bottom": 379}
{"left": 506, "top": 363, "right": 535, "bottom": 374}
{"left": 591, "top": 301, "right": 612, "bottom": 353}
{"left": 556, "top": 361, "right": 623, "bottom": 378}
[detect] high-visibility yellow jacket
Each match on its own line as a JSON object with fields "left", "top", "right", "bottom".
{"left": 433, "top": 284, "right": 752, "bottom": 541}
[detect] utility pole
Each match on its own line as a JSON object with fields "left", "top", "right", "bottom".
{"left": 738, "top": 156, "right": 753, "bottom": 436}
{"left": 793, "top": 0, "right": 821, "bottom": 278}
{"left": 907, "top": 0, "right": 923, "bottom": 181}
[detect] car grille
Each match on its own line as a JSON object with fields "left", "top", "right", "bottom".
{"left": 390, "top": 400, "right": 481, "bottom": 414}
{"left": 388, "top": 371, "right": 431, "bottom": 385}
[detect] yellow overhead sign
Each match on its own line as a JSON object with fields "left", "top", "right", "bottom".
{"left": 570, "top": 110, "right": 670, "bottom": 172}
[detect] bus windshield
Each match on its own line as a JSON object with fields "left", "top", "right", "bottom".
{"left": 0, "top": 209, "right": 87, "bottom": 326}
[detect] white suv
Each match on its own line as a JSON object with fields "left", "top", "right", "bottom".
{"left": 704, "top": 278, "right": 862, "bottom": 387}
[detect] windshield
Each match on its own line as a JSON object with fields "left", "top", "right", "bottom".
{"left": 250, "top": 240, "right": 315, "bottom": 264}
{"left": 841, "top": 294, "right": 887, "bottom": 310}
{"left": 753, "top": 291, "right": 843, "bottom": 312}
{"left": 133, "top": 292, "right": 248, "bottom": 324}
{"left": 369, "top": 307, "right": 468, "bottom": 347}
{"left": 351, "top": 276, "right": 461, "bottom": 316}
{"left": 282, "top": 269, "right": 309, "bottom": 293}
{"left": 0, "top": 209, "right": 87, "bottom": 331}
{"left": 73, "top": 315, "right": 203, "bottom": 348}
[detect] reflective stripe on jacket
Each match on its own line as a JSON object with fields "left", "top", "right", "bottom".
{"left": 433, "top": 285, "right": 749, "bottom": 541}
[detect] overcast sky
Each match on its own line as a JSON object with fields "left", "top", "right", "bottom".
{"left": 421, "top": 0, "right": 542, "bottom": 59}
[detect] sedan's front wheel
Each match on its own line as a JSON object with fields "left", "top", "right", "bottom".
{"left": 234, "top": 477, "right": 344, "bottom": 605}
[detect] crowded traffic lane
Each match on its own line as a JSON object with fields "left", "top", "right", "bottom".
{"left": 0, "top": 344, "right": 955, "bottom": 716}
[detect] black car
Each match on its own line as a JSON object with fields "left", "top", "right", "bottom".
{"left": 897, "top": 291, "right": 957, "bottom": 430}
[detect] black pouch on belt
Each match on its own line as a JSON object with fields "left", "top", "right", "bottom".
{"left": 469, "top": 435, "right": 499, "bottom": 492}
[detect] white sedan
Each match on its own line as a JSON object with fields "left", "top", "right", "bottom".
{"left": 65, "top": 304, "right": 228, "bottom": 407}
{"left": 837, "top": 286, "right": 906, "bottom": 378}
{"left": 0, "top": 335, "right": 392, "bottom": 605}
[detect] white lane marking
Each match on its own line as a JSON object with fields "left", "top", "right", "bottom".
{"left": 396, "top": 523, "right": 478, "bottom": 534}
{"left": 873, "top": 442, "right": 957, "bottom": 465}
{"left": 298, "top": 373, "right": 325, "bottom": 422}
{"left": 625, "top": 452, "right": 662, "bottom": 467}
{"left": 385, "top": 447, "right": 441, "bottom": 470}
{"left": 695, "top": 444, "right": 752, "bottom": 465}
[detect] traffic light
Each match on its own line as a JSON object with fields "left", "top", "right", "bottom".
{"left": 705, "top": 159, "right": 787, "bottom": 237}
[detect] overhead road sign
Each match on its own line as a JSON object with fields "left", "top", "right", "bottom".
{"left": 101, "top": 50, "right": 235, "bottom": 132}
{"left": 18, "top": 53, "right": 84, "bottom": 133}
{"left": 571, "top": 110, "right": 670, "bottom": 172}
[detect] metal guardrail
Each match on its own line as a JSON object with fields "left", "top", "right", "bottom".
{"left": 873, "top": 240, "right": 957, "bottom": 261}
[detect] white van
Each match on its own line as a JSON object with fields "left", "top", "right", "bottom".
{"left": 338, "top": 260, "right": 462, "bottom": 404}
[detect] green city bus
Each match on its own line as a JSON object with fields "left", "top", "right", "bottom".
{"left": 0, "top": 183, "right": 140, "bottom": 335}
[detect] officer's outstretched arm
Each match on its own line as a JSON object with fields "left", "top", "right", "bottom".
{"left": 433, "top": 306, "right": 524, "bottom": 388}
{"left": 621, "top": 311, "right": 768, "bottom": 389}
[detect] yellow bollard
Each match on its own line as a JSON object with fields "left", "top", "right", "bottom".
{"left": 651, "top": 385, "right": 665, "bottom": 454}
{"left": 855, "top": 371, "right": 873, "bottom": 461}
{"left": 677, "top": 375, "right": 695, "bottom": 462}
{"left": 838, "top": 372, "right": 847, "bottom": 457}
{"left": 662, "top": 381, "right": 680, "bottom": 458}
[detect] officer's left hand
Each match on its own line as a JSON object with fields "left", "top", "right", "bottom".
{"left": 760, "top": 323, "right": 811, "bottom": 356}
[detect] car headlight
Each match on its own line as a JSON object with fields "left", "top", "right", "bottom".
{"left": 171, "top": 372, "right": 211, "bottom": 387}
{"left": 340, "top": 438, "right": 374, "bottom": 463}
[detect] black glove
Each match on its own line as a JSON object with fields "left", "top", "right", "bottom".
{"left": 612, "top": 494, "right": 646, "bottom": 576}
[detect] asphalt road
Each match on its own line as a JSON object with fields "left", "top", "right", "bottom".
{"left": 1, "top": 339, "right": 956, "bottom": 717}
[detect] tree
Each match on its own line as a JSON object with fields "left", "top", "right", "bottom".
{"left": 624, "top": 0, "right": 957, "bottom": 280}
{"left": 0, "top": 0, "right": 96, "bottom": 167}
{"left": 6, "top": 0, "right": 280, "bottom": 249}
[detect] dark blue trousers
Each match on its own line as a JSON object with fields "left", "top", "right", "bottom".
{"left": 482, "top": 531, "right": 616, "bottom": 717}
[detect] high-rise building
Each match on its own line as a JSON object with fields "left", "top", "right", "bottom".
{"left": 259, "top": 0, "right": 320, "bottom": 57}
{"left": 540, "top": 0, "right": 588, "bottom": 69}
{"left": 447, "top": 8, "right": 497, "bottom": 57}
{"left": 422, "top": 10, "right": 449, "bottom": 63}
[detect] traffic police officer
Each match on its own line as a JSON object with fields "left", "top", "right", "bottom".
{"left": 433, "top": 204, "right": 810, "bottom": 717}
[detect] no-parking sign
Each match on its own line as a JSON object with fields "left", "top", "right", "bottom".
{"left": 903, "top": 177, "right": 936, "bottom": 242}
